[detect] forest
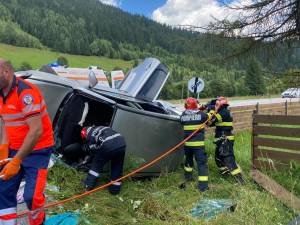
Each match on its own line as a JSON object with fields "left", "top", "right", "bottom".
{"left": 0, "top": 0, "right": 299, "bottom": 99}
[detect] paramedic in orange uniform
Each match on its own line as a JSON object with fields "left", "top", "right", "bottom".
{"left": 0, "top": 59, "right": 54, "bottom": 225}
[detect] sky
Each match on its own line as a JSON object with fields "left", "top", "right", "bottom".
{"left": 99, "top": 0, "right": 245, "bottom": 28}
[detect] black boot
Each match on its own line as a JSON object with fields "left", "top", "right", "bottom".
{"left": 219, "top": 167, "right": 230, "bottom": 177}
{"left": 234, "top": 173, "right": 245, "bottom": 185}
{"left": 198, "top": 181, "right": 209, "bottom": 192}
{"left": 109, "top": 184, "right": 121, "bottom": 195}
{"left": 184, "top": 172, "right": 193, "bottom": 181}
{"left": 83, "top": 175, "right": 97, "bottom": 191}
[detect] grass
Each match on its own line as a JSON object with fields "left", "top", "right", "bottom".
{"left": 0, "top": 43, "right": 133, "bottom": 71}
{"left": 43, "top": 131, "right": 299, "bottom": 225}
{"left": 255, "top": 126, "right": 300, "bottom": 197}
{"left": 265, "top": 161, "right": 300, "bottom": 197}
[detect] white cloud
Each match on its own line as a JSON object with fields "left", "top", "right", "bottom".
{"left": 99, "top": 0, "right": 120, "bottom": 7}
{"left": 152, "top": 0, "right": 247, "bottom": 29}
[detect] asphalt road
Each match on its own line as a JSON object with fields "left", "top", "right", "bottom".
{"left": 174, "top": 97, "right": 300, "bottom": 111}
{"left": 228, "top": 97, "right": 300, "bottom": 107}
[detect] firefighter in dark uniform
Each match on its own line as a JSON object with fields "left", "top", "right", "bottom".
{"left": 210, "top": 96, "right": 244, "bottom": 184}
{"left": 64, "top": 126, "right": 126, "bottom": 195}
{"left": 180, "top": 98, "right": 214, "bottom": 192}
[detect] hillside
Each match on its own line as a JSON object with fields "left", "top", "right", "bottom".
{"left": 0, "top": 0, "right": 195, "bottom": 56}
{"left": 0, "top": 0, "right": 299, "bottom": 99}
{"left": 0, "top": 43, "right": 133, "bottom": 71}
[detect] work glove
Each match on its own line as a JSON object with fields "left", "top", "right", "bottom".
{"left": 0, "top": 144, "right": 9, "bottom": 161}
{"left": 198, "top": 104, "right": 207, "bottom": 111}
{"left": 0, "top": 156, "right": 22, "bottom": 180}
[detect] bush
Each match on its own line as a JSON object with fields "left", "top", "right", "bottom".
{"left": 17, "top": 62, "right": 32, "bottom": 71}
{"left": 57, "top": 56, "right": 69, "bottom": 66}
{"left": 112, "top": 66, "right": 123, "bottom": 71}
{"left": 90, "top": 39, "right": 114, "bottom": 58}
{"left": 133, "top": 59, "right": 139, "bottom": 67}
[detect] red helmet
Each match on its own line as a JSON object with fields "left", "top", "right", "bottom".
{"left": 80, "top": 127, "right": 88, "bottom": 140}
{"left": 184, "top": 97, "right": 199, "bottom": 110}
{"left": 217, "top": 96, "right": 229, "bottom": 107}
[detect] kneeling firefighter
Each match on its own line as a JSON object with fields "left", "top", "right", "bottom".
{"left": 180, "top": 97, "right": 214, "bottom": 192}
{"left": 208, "top": 97, "right": 244, "bottom": 184}
{"left": 64, "top": 126, "right": 126, "bottom": 195}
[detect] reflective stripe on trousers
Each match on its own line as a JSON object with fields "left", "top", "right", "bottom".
{"left": 198, "top": 176, "right": 208, "bottom": 182}
{"left": 0, "top": 148, "right": 52, "bottom": 225}
{"left": 0, "top": 207, "right": 17, "bottom": 225}
{"left": 185, "top": 141, "right": 205, "bottom": 147}
{"left": 184, "top": 166, "right": 193, "bottom": 172}
{"left": 231, "top": 166, "right": 242, "bottom": 176}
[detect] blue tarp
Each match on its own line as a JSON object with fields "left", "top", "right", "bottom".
{"left": 190, "top": 199, "right": 236, "bottom": 221}
{"left": 288, "top": 215, "right": 300, "bottom": 225}
{"left": 45, "top": 213, "right": 80, "bottom": 225}
{"left": 47, "top": 62, "right": 60, "bottom": 67}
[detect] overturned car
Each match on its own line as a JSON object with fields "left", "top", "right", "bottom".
{"left": 18, "top": 58, "right": 184, "bottom": 176}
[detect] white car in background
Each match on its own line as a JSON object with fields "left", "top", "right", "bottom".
{"left": 281, "top": 88, "right": 300, "bottom": 98}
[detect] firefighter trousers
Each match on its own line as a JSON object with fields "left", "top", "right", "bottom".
{"left": 0, "top": 147, "right": 53, "bottom": 225}
{"left": 87, "top": 144, "right": 126, "bottom": 194}
{"left": 184, "top": 146, "right": 208, "bottom": 190}
{"left": 215, "top": 140, "right": 239, "bottom": 174}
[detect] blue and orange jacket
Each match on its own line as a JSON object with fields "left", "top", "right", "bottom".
{"left": 0, "top": 76, "right": 54, "bottom": 150}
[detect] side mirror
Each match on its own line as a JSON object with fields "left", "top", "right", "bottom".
{"left": 88, "top": 71, "right": 98, "bottom": 88}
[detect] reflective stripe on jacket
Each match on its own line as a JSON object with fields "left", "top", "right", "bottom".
{"left": 180, "top": 109, "right": 208, "bottom": 148}
{"left": 0, "top": 76, "right": 54, "bottom": 150}
{"left": 85, "top": 126, "right": 126, "bottom": 153}
{"left": 213, "top": 107, "right": 234, "bottom": 138}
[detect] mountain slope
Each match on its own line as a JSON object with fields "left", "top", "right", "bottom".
{"left": 0, "top": 43, "right": 133, "bottom": 71}
{"left": 0, "top": 0, "right": 195, "bottom": 55}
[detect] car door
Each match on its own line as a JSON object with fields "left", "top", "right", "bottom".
{"left": 119, "top": 58, "right": 169, "bottom": 102}
{"left": 111, "top": 104, "right": 184, "bottom": 176}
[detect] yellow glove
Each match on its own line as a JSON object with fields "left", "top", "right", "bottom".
{"left": 0, "top": 157, "right": 22, "bottom": 180}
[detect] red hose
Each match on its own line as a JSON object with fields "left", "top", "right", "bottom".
{"left": 18, "top": 114, "right": 214, "bottom": 217}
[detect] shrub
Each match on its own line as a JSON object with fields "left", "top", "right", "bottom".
{"left": 18, "top": 62, "right": 32, "bottom": 71}
{"left": 57, "top": 56, "right": 69, "bottom": 66}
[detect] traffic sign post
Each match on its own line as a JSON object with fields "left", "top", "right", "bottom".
{"left": 188, "top": 77, "right": 204, "bottom": 99}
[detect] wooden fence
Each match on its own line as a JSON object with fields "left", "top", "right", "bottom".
{"left": 231, "top": 101, "right": 300, "bottom": 132}
{"left": 252, "top": 114, "right": 300, "bottom": 170}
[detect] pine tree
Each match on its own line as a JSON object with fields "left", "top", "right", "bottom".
{"left": 245, "top": 58, "right": 266, "bottom": 95}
